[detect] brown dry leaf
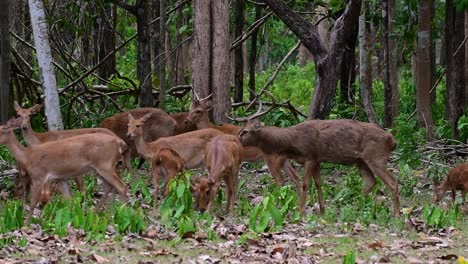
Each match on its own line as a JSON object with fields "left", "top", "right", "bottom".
{"left": 144, "top": 226, "right": 159, "bottom": 238}
{"left": 367, "top": 241, "right": 384, "bottom": 250}
{"left": 90, "top": 253, "right": 110, "bottom": 263}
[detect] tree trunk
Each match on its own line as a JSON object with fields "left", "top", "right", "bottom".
{"left": 382, "top": 0, "right": 398, "bottom": 127}
{"left": 158, "top": 0, "right": 166, "bottom": 109}
{"left": 28, "top": 0, "right": 63, "bottom": 130}
{"left": 212, "top": 0, "right": 230, "bottom": 123}
{"left": 96, "top": 4, "right": 116, "bottom": 80}
{"left": 465, "top": 10, "right": 468, "bottom": 109}
{"left": 358, "top": 0, "right": 377, "bottom": 124}
{"left": 417, "top": 0, "right": 435, "bottom": 141}
{"left": 339, "top": 22, "right": 358, "bottom": 104}
{"left": 137, "top": 0, "right": 153, "bottom": 107}
{"left": 445, "top": 0, "right": 465, "bottom": 138}
{"left": 0, "top": 0, "right": 11, "bottom": 123}
{"left": 429, "top": 0, "right": 436, "bottom": 103}
{"left": 264, "top": 0, "right": 361, "bottom": 119}
{"left": 192, "top": 0, "right": 212, "bottom": 99}
{"left": 151, "top": 0, "right": 160, "bottom": 77}
{"left": 248, "top": 5, "right": 261, "bottom": 101}
{"left": 233, "top": 0, "right": 244, "bottom": 103}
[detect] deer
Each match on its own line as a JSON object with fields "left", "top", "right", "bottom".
{"left": 191, "top": 134, "right": 242, "bottom": 213}
{"left": 14, "top": 102, "right": 127, "bottom": 200}
{"left": 434, "top": 163, "right": 468, "bottom": 206}
{"left": 100, "top": 108, "right": 177, "bottom": 169}
{"left": 151, "top": 148, "right": 187, "bottom": 195}
{"left": 126, "top": 113, "right": 224, "bottom": 203}
{"left": 236, "top": 115, "right": 401, "bottom": 217}
{"left": 184, "top": 97, "right": 302, "bottom": 195}
{"left": 170, "top": 112, "right": 197, "bottom": 135}
{"left": 0, "top": 117, "right": 128, "bottom": 225}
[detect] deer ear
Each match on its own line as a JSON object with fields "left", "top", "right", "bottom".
{"left": 128, "top": 113, "right": 134, "bottom": 121}
{"left": 251, "top": 119, "right": 261, "bottom": 129}
{"left": 4, "top": 117, "right": 20, "bottom": 130}
{"left": 141, "top": 113, "right": 152, "bottom": 122}
{"left": 31, "top": 104, "right": 43, "bottom": 114}
{"left": 14, "top": 101, "right": 21, "bottom": 112}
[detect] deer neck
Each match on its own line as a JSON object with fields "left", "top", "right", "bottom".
{"left": 134, "top": 131, "right": 152, "bottom": 160}
{"left": 3, "top": 132, "right": 28, "bottom": 166}
{"left": 196, "top": 114, "right": 213, "bottom": 129}
{"left": 22, "top": 126, "right": 41, "bottom": 146}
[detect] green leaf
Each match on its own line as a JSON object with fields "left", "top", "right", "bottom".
{"left": 257, "top": 211, "right": 272, "bottom": 233}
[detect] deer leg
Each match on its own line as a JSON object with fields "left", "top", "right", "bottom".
{"left": 95, "top": 180, "right": 114, "bottom": 211}
{"left": 123, "top": 150, "right": 133, "bottom": 172}
{"left": 56, "top": 179, "right": 71, "bottom": 198}
{"left": 151, "top": 164, "right": 161, "bottom": 207}
{"left": 451, "top": 189, "right": 456, "bottom": 205}
{"left": 226, "top": 168, "right": 238, "bottom": 213}
{"left": 264, "top": 155, "right": 285, "bottom": 186}
{"left": 282, "top": 159, "right": 302, "bottom": 199}
{"left": 75, "top": 175, "right": 86, "bottom": 193}
{"left": 300, "top": 161, "right": 314, "bottom": 214}
{"left": 358, "top": 162, "right": 376, "bottom": 195}
{"left": 365, "top": 160, "right": 400, "bottom": 217}
{"left": 25, "top": 179, "right": 43, "bottom": 226}
{"left": 96, "top": 169, "right": 128, "bottom": 204}
{"left": 310, "top": 163, "right": 325, "bottom": 214}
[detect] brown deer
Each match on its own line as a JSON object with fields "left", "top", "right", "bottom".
{"left": 126, "top": 113, "right": 223, "bottom": 202}
{"left": 434, "top": 163, "right": 468, "bottom": 206}
{"left": 170, "top": 112, "right": 197, "bottom": 135}
{"left": 14, "top": 102, "right": 127, "bottom": 199}
{"left": 237, "top": 119, "right": 401, "bottom": 217}
{"left": 0, "top": 118, "right": 128, "bottom": 225}
{"left": 184, "top": 99, "right": 301, "bottom": 193}
{"left": 100, "top": 108, "right": 177, "bottom": 168}
{"left": 191, "top": 134, "right": 242, "bottom": 213}
{"left": 151, "top": 148, "right": 187, "bottom": 195}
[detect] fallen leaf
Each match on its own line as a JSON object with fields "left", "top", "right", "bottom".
{"left": 90, "top": 253, "right": 110, "bottom": 263}
{"left": 367, "top": 241, "right": 384, "bottom": 250}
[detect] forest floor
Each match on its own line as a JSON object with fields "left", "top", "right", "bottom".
{"left": 0, "top": 162, "right": 467, "bottom": 264}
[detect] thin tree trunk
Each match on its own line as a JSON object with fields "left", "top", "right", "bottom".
{"left": 233, "top": 0, "right": 245, "bottom": 103}
{"left": 96, "top": 4, "right": 116, "bottom": 80}
{"left": 339, "top": 22, "right": 358, "bottom": 104}
{"left": 28, "top": 0, "right": 63, "bottom": 130}
{"left": 137, "top": 0, "right": 153, "bottom": 107}
{"left": 0, "top": 0, "right": 11, "bottom": 123}
{"left": 358, "top": 0, "right": 377, "bottom": 124}
{"left": 453, "top": 9, "right": 465, "bottom": 137}
{"left": 417, "top": 0, "right": 435, "bottom": 141}
{"left": 445, "top": 0, "right": 454, "bottom": 123}
{"left": 152, "top": 0, "right": 160, "bottom": 77}
{"left": 158, "top": 0, "right": 166, "bottom": 109}
{"left": 465, "top": 10, "right": 468, "bottom": 108}
{"left": 429, "top": 0, "right": 436, "bottom": 103}
{"left": 192, "top": 0, "right": 212, "bottom": 99}
{"left": 212, "top": 0, "right": 230, "bottom": 123}
{"left": 248, "top": 5, "right": 261, "bottom": 101}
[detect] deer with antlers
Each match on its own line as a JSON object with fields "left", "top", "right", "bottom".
{"left": 14, "top": 102, "right": 127, "bottom": 200}
{"left": 236, "top": 114, "right": 400, "bottom": 217}
{"left": 0, "top": 118, "right": 128, "bottom": 225}
{"left": 184, "top": 94, "right": 302, "bottom": 194}
{"left": 126, "top": 113, "right": 224, "bottom": 202}
{"left": 191, "top": 134, "right": 242, "bottom": 213}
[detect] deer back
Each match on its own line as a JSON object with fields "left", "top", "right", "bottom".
{"left": 205, "top": 134, "right": 242, "bottom": 179}
{"left": 100, "top": 108, "right": 177, "bottom": 157}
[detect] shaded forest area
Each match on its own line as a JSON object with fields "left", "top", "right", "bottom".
{"left": 0, "top": 0, "right": 467, "bottom": 263}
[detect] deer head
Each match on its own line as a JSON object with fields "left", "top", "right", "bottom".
{"left": 126, "top": 113, "right": 152, "bottom": 140}
{"left": 14, "top": 102, "right": 43, "bottom": 130}
{"left": 184, "top": 99, "right": 213, "bottom": 126}
{"left": 0, "top": 117, "right": 21, "bottom": 143}
{"left": 237, "top": 119, "right": 262, "bottom": 147}
{"left": 190, "top": 176, "right": 216, "bottom": 212}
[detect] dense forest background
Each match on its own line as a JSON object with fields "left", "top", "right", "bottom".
{"left": 0, "top": 0, "right": 466, "bottom": 142}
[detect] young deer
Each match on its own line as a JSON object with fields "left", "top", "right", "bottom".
{"left": 126, "top": 113, "right": 223, "bottom": 202}
{"left": 0, "top": 118, "right": 128, "bottom": 225}
{"left": 434, "top": 163, "right": 468, "bottom": 206}
{"left": 238, "top": 119, "right": 400, "bottom": 217}
{"left": 100, "top": 108, "right": 177, "bottom": 168}
{"left": 184, "top": 99, "right": 301, "bottom": 193}
{"left": 191, "top": 134, "right": 242, "bottom": 213}
{"left": 14, "top": 102, "right": 126, "bottom": 199}
{"left": 152, "top": 148, "right": 187, "bottom": 195}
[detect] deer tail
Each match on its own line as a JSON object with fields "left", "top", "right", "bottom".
{"left": 387, "top": 134, "right": 396, "bottom": 151}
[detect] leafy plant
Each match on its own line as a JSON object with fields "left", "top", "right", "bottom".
{"left": 422, "top": 205, "right": 462, "bottom": 228}
{"left": 114, "top": 203, "right": 147, "bottom": 234}
{"left": 342, "top": 251, "right": 356, "bottom": 264}
{"left": 0, "top": 200, "right": 23, "bottom": 233}
{"left": 248, "top": 195, "right": 283, "bottom": 233}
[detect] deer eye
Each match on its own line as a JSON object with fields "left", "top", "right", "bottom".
{"left": 239, "top": 130, "right": 248, "bottom": 137}
{"left": 136, "top": 125, "right": 140, "bottom": 128}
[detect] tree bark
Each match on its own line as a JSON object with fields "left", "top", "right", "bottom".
{"left": 264, "top": 0, "right": 362, "bottom": 119}
{"left": 212, "top": 0, "right": 230, "bottom": 123}
{"left": 192, "top": 0, "right": 212, "bottom": 99}
{"left": 248, "top": 5, "right": 261, "bottom": 101}
{"left": 0, "top": 0, "right": 11, "bottom": 123}
{"left": 465, "top": 10, "right": 468, "bottom": 109}
{"left": 233, "top": 0, "right": 245, "bottom": 103}
{"left": 358, "top": 0, "right": 377, "bottom": 124}
{"left": 382, "top": 0, "right": 399, "bottom": 127}
{"left": 339, "top": 22, "right": 358, "bottom": 104}
{"left": 28, "top": 0, "right": 63, "bottom": 130}
{"left": 158, "top": 0, "right": 166, "bottom": 109}
{"left": 96, "top": 4, "right": 116, "bottom": 80}
{"left": 417, "top": 0, "right": 435, "bottom": 141}
{"left": 151, "top": 0, "right": 160, "bottom": 78}
{"left": 136, "top": 0, "right": 153, "bottom": 107}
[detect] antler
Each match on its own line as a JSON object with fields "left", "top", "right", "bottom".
{"left": 192, "top": 90, "right": 212, "bottom": 103}
{"left": 226, "top": 91, "right": 277, "bottom": 122}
